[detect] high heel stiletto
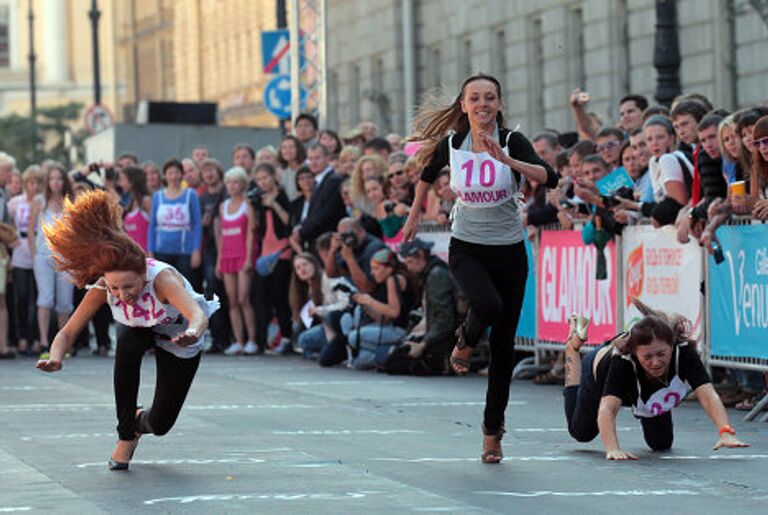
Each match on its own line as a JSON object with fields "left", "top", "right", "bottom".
{"left": 481, "top": 423, "right": 506, "bottom": 464}
{"left": 108, "top": 437, "right": 140, "bottom": 470}
{"left": 108, "top": 407, "right": 144, "bottom": 471}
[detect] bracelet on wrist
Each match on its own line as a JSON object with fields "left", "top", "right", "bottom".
{"left": 719, "top": 424, "right": 735, "bottom": 437}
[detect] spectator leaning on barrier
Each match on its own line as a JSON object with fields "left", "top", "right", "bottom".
{"left": 532, "top": 131, "right": 561, "bottom": 170}
{"left": 718, "top": 115, "right": 744, "bottom": 185}
{"left": 595, "top": 128, "right": 625, "bottom": 172}
{"left": 670, "top": 99, "right": 709, "bottom": 158}
{"left": 380, "top": 238, "right": 459, "bottom": 375}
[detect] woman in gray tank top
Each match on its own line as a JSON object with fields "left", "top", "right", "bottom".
{"left": 403, "top": 74, "right": 559, "bottom": 463}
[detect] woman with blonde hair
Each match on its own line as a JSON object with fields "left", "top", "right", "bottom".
{"left": 350, "top": 154, "right": 388, "bottom": 215}
{"left": 337, "top": 145, "right": 362, "bottom": 177}
{"left": 36, "top": 190, "right": 219, "bottom": 471}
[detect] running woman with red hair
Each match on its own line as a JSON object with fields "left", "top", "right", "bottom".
{"left": 36, "top": 190, "right": 219, "bottom": 471}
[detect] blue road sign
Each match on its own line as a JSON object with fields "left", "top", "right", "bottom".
{"left": 263, "top": 74, "right": 307, "bottom": 119}
{"left": 261, "top": 30, "right": 305, "bottom": 75}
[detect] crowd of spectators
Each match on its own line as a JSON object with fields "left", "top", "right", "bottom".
{"left": 0, "top": 89, "right": 766, "bottom": 407}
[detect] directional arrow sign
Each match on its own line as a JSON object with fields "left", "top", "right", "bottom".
{"left": 263, "top": 74, "right": 307, "bottom": 119}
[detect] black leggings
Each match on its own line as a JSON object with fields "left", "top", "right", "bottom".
{"left": 252, "top": 259, "right": 293, "bottom": 347}
{"left": 448, "top": 238, "right": 527, "bottom": 434}
{"left": 12, "top": 268, "right": 37, "bottom": 342}
{"left": 563, "top": 346, "right": 673, "bottom": 451}
{"left": 114, "top": 326, "right": 201, "bottom": 441}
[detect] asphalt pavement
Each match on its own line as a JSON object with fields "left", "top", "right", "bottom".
{"left": 1, "top": 353, "right": 766, "bottom": 514}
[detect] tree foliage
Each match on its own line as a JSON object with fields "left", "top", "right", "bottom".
{"left": 0, "top": 102, "right": 87, "bottom": 170}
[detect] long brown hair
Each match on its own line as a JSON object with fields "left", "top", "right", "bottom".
{"left": 44, "top": 162, "right": 74, "bottom": 202}
{"left": 750, "top": 115, "right": 768, "bottom": 197}
{"left": 122, "top": 166, "right": 150, "bottom": 209}
{"left": 44, "top": 190, "right": 147, "bottom": 288}
{"left": 288, "top": 253, "right": 324, "bottom": 320}
{"left": 614, "top": 298, "right": 696, "bottom": 355}
{"left": 410, "top": 74, "right": 506, "bottom": 168}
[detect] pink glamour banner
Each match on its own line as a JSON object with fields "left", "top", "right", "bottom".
{"left": 537, "top": 230, "right": 618, "bottom": 345}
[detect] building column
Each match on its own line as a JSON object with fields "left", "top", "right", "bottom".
{"left": 42, "top": 0, "right": 69, "bottom": 82}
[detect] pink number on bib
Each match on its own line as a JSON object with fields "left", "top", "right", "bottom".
{"left": 132, "top": 303, "right": 150, "bottom": 321}
{"left": 479, "top": 160, "right": 496, "bottom": 187}
{"left": 460, "top": 159, "right": 474, "bottom": 187}
{"left": 142, "top": 292, "right": 166, "bottom": 319}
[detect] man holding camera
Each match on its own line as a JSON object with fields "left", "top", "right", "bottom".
{"left": 323, "top": 217, "right": 386, "bottom": 294}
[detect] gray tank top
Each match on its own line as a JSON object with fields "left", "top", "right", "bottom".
{"left": 450, "top": 130, "right": 525, "bottom": 246}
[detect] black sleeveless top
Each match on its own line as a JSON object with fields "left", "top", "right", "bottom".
{"left": 371, "top": 274, "right": 412, "bottom": 328}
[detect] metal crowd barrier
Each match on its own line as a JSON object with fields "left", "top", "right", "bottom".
{"left": 418, "top": 217, "right": 768, "bottom": 422}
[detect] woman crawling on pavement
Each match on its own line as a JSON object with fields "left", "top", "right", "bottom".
{"left": 563, "top": 298, "right": 749, "bottom": 460}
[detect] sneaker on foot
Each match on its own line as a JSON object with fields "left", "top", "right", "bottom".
{"left": 224, "top": 342, "right": 244, "bottom": 356}
{"left": 276, "top": 338, "right": 293, "bottom": 355}
{"left": 243, "top": 342, "right": 259, "bottom": 355}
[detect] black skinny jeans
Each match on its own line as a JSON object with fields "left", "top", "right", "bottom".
{"left": 114, "top": 326, "right": 201, "bottom": 441}
{"left": 12, "top": 268, "right": 37, "bottom": 342}
{"left": 563, "top": 345, "right": 673, "bottom": 451}
{"left": 252, "top": 259, "right": 293, "bottom": 347}
{"left": 448, "top": 238, "right": 527, "bottom": 434}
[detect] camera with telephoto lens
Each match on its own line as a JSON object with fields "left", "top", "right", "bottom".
{"left": 340, "top": 230, "right": 357, "bottom": 247}
{"left": 601, "top": 186, "right": 635, "bottom": 209}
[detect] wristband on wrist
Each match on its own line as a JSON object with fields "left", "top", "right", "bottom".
{"left": 719, "top": 424, "right": 735, "bottom": 437}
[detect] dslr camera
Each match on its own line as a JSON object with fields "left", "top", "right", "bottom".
{"left": 601, "top": 186, "right": 635, "bottom": 209}
{"left": 340, "top": 230, "right": 357, "bottom": 247}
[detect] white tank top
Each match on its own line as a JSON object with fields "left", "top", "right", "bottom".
{"left": 102, "top": 258, "right": 220, "bottom": 358}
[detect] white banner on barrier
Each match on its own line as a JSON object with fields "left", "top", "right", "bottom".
{"left": 621, "top": 225, "right": 703, "bottom": 340}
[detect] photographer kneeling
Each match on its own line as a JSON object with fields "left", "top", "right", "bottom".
{"left": 379, "top": 239, "right": 459, "bottom": 375}
{"left": 341, "top": 248, "right": 412, "bottom": 370}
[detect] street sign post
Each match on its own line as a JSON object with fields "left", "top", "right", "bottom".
{"left": 261, "top": 30, "right": 304, "bottom": 75}
{"left": 83, "top": 104, "right": 114, "bottom": 134}
{"left": 263, "top": 74, "right": 306, "bottom": 119}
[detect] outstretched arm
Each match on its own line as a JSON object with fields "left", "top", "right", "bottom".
{"left": 694, "top": 383, "right": 750, "bottom": 450}
{"left": 36, "top": 288, "right": 108, "bottom": 372}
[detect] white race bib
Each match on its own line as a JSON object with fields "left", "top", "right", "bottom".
{"left": 448, "top": 134, "right": 517, "bottom": 209}
{"left": 157, "top": 196, "right": 191, "bottom": 231}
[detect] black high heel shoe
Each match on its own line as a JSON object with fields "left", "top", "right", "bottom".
{"left": 108, "top": 408, "right": 144, "bottom": 471}
{"left": 108, "top": 437, "right": 140, "bottom": 471}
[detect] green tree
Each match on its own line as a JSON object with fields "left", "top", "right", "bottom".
{"left": 0, "top": 102, "right": 86, "bottom": 170}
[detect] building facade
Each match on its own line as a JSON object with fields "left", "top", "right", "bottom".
{"left": 326, "top": 0, "right": 768, "bottom": 136}
{"left": 0, "top": 0, "right": 123, "bottom": 121}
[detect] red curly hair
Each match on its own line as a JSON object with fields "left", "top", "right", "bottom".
{"left": 44, "top": 190, "right": 147, "bottom": 288}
